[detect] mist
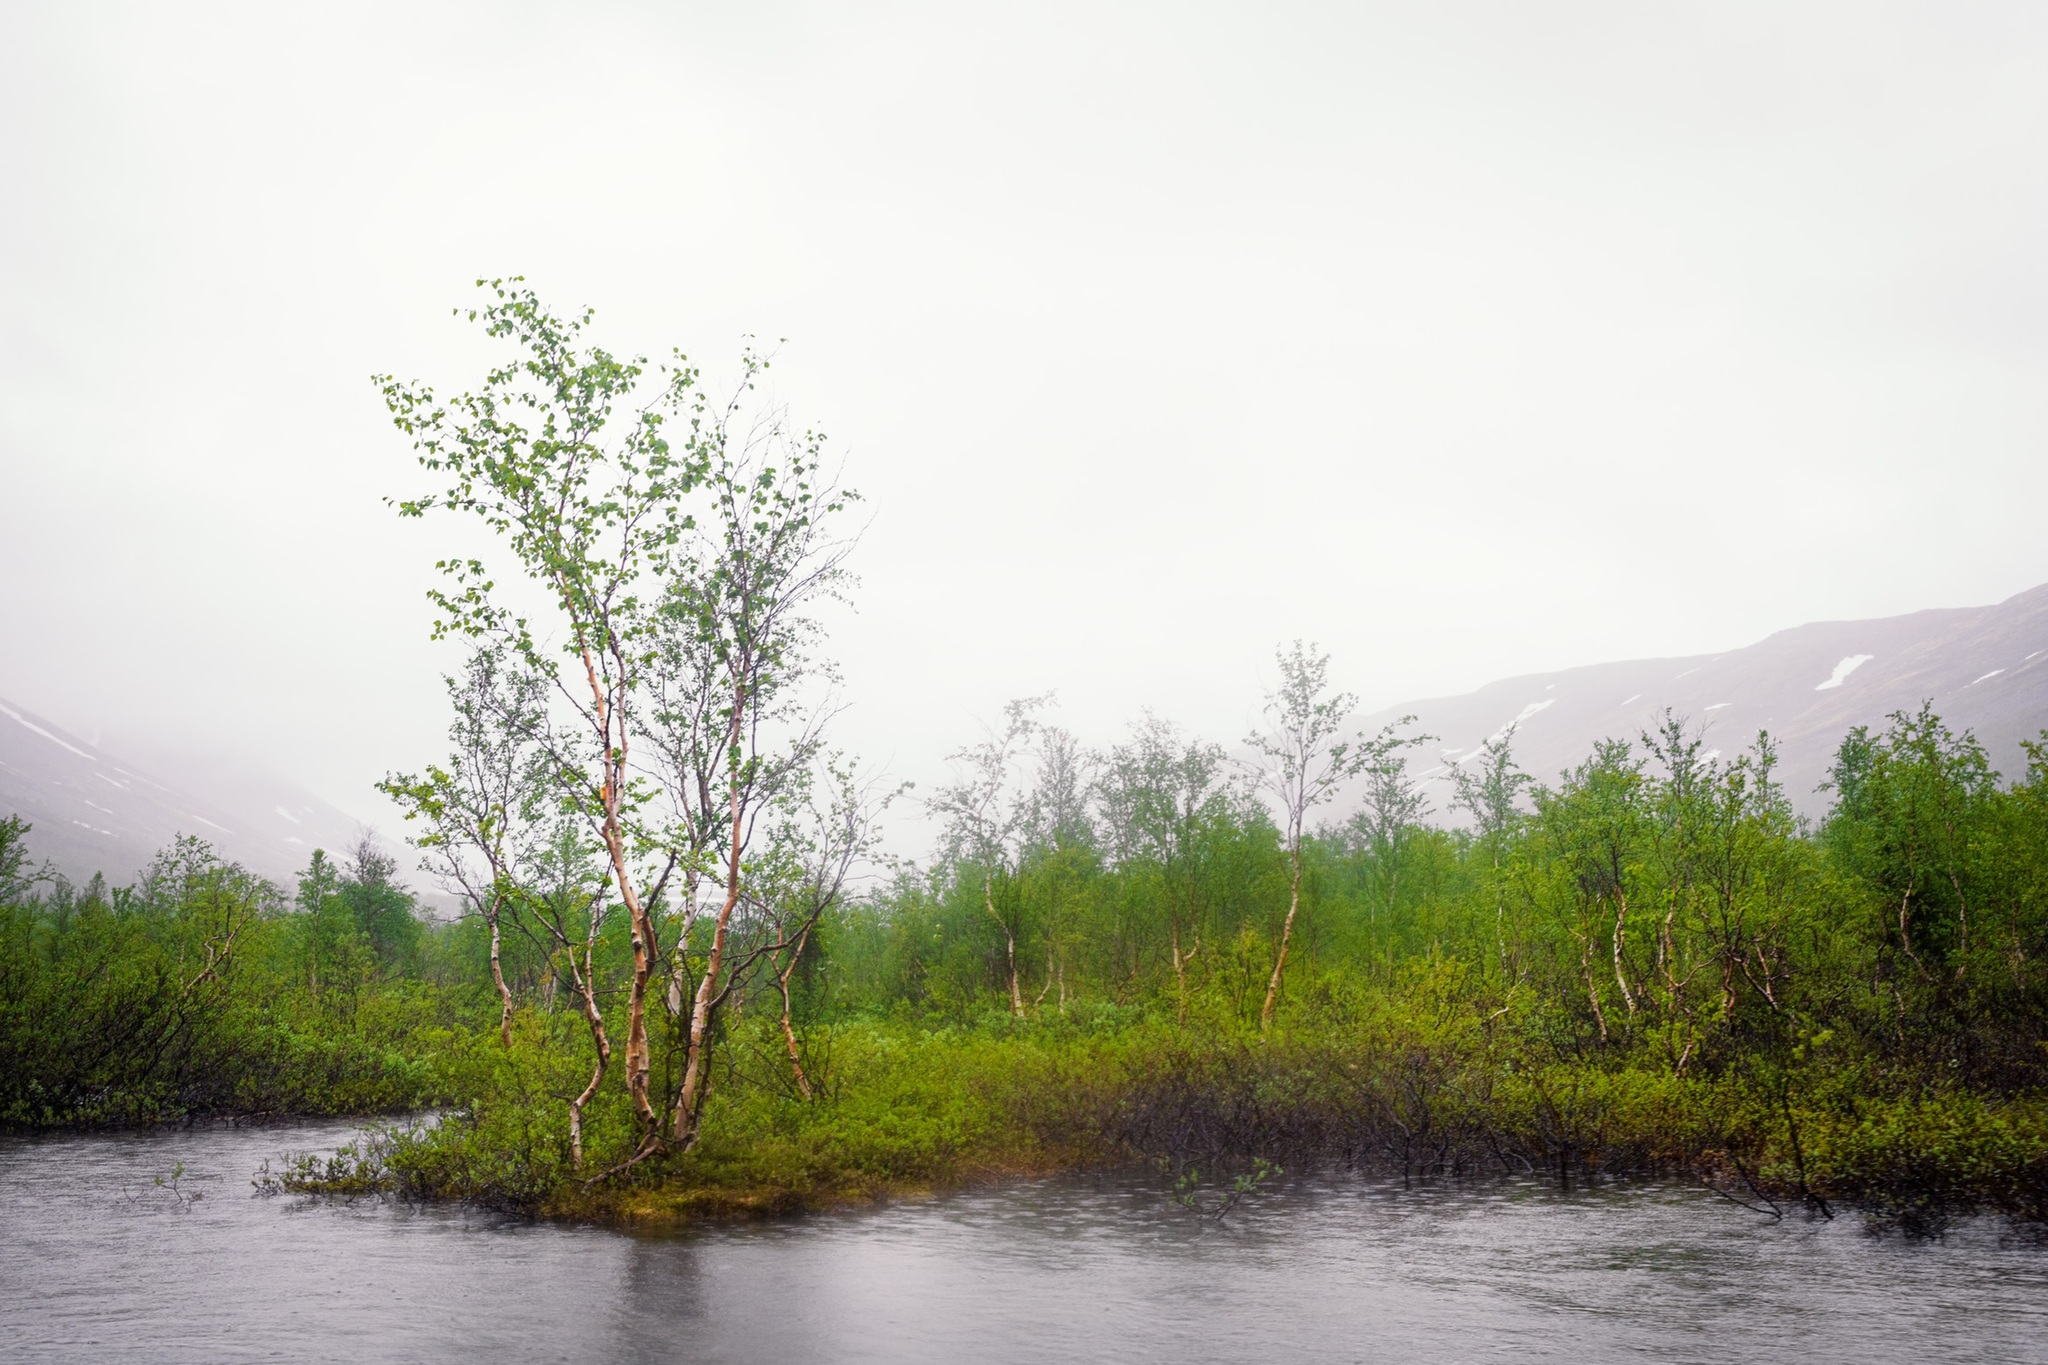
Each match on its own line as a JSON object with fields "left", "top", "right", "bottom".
{"left": 4, "top": 0, "right": 2046, "bottom": 834}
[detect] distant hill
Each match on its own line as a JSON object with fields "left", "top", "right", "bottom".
{"left": 0, "top": 699, "right": 371, "bottom": 888}
{"left": 1363, "top": 582, "right": 2048, "bottom": 821}
{"left": 10, "top": 584, "right": 2047, "bottom": 880}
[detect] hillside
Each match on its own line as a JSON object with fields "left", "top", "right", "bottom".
{"left": 9, "top": 583, "right": 2047, "bottom": 880}
{"left": 1366, "top": 582, "right": 2048, "bottom": 820}
{"left": 0, "top": 698, "right": 369, "bottom": 887}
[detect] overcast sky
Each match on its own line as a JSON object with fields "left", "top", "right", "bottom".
{"left": 3, "top": 1, "right": 2045, "bottom": 837}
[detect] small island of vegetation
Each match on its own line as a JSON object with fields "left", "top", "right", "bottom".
{"left": 3, "top": 284, "right": 2045, "bottom": 1239}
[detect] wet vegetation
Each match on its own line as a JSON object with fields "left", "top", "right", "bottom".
{"left": 5, "top": 285, "right": 2047, "bottom": 1237}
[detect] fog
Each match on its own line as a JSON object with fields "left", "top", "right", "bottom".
{"left": 3, "top": 0, "right": 2046, "bottom": 840}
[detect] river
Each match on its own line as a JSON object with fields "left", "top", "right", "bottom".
{"left": 2, "top": 1118, "right": 2044, "bottom": 1363}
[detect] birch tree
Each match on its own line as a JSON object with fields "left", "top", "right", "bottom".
{"left": 1347, "top": 718, "right": 1435, "bottom": 935}
{"left": 1447, "top": 723, "right": 1532, "bottom": 980}
{"left": 382, "top": 280, "right": 699, "bottom": 1138}
{"left": 656, "top": 376, "right": 857, "bottom": 1148}
{"left": 383, "top": 644, "right": 624, "bottom": 1162}
{"left": 381, "top": 645, "right": 545, "bottom": 1048}
{"left": 382, "top": 280, "right": 856, "bottom": 1159}
{"left": 1097, "top": 715, "right": 1236, "bottom": 1015}
{"left": 1023, "top": 723, "right": 1093, "bottom": 1011}
{"left": 756, "top": 761, "right": 900, "bottom": 1099}
{"left": 931, "top": 697, "right": 1048, "bottom": 1017}
{"left": 1243, "top": 642, "right": 1371, "bottom": 1031}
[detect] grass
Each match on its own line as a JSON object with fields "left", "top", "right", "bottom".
{"left": 268, "top": 1000, "right": 2048, "bottom": 1237}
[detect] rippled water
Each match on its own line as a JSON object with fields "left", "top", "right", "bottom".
{"left": 3, "top": 1120, "right": 2045, "bottom": 1363}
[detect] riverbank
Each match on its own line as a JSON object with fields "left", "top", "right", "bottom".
{"left": 260, "top": 1007, "right": 2048, "bottom": 1237}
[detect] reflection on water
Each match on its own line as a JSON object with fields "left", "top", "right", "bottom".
{"left": 3, "top": 1118, "right": 2045, "bottom": 1364}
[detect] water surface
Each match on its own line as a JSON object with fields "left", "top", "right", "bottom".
{"left": 3, "top": 1119, "right": 2044, "bottom": 1363}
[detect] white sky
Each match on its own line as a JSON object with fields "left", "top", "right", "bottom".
{"left": 3, "top": 1, "right": 2046, "bottom": 837}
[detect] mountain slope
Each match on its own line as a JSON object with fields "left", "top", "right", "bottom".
{"left": 1362, "top": 582, "right": 2048, "bottom": 819}
{"left": 0, "top": 698, "right": 370, "bottom": 887}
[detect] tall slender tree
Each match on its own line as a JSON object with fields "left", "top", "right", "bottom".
{"left": 382, "top": 279, "right": 701, "bottom": 1136}
{"left": 931, "top": 697, "right": 1049, "bottom": 1017}
{"left": 1447, "top": 722, "right": 1532, "bottom": 980}
{"left": 1347, "top": 718, "right": 1436, "bottom": 936}
{"left": 381, "top": 281, "right": 855, "bottom": 1157}
{"left": 1243, "top": 642, "right": 1372, "bottom": 1030}
{"left": 382, "top": 646, "right": 547, "bottom": 1047}
{"left": 659, "top": 367, "right": 857, "bottom": 1148}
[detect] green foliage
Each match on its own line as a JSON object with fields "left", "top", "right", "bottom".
{"left": 8, "top": 702, "right": 2048, "bottom": 1233}
{"left": 0, "top": 831, "right": 445, "bottom": 1126}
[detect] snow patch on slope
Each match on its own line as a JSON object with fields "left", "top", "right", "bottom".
{"left": 1486, "top": 699, "right": 1554, "bottom": 745}
{"left": 0, "top": 702, "right": 96, "bottom": 760}
{"left": 1815, "top": 655, "right": 1873, "bottom": 691}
